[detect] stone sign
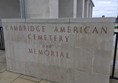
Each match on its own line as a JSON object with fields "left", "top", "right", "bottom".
{"left": 2, "top": 18, "right": 115, "bottom": 83}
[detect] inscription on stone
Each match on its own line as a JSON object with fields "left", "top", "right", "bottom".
{"left": 2, "top": 18, "right": 115, "bottom": 83}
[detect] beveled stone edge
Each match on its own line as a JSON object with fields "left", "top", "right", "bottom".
{"left": 69, "top": 17, "right": 116, "bottom": 23}
{"left": 1, "top": 17, "right": 116, "bottom": 23}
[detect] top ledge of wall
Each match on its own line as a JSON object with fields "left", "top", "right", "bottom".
{"left": 26, "top": 18, "right": 70, "bottom": 23}
{"left": 1, "top": 19, "right": 26, "bottom": 23}
{"left": 69, "top": 17, "right": 116, "bottom": 23}
{"left": 1, "top": 17, "right": 116, "bottom": 23}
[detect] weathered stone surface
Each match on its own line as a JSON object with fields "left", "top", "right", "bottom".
{"left": 20, "top": 75, "right": 41, "bottom": 82}
{"left": 0, "top": 71, "right": 20, "bottom": 83}
{"left": 2, "top": 18, "right": 115, "bottom": 83}
{"left": 110, "top": 79, "right": 118, "bottom": 83}
{"left": 12, "top": 78, "right": 36, "bottom": 83}
{"left": 25, "top": 0, "right": 58, "bottom": 18}
{"left": 40, "top": 80, "right": 56, "bottom": 83}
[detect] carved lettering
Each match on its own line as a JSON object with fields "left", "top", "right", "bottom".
{"left": 28, "top": 48, "right": 70, "bottom": 59}
{"left": 92, "top": 27, "right": 98, "bottom": 34}
{"left": 101, "top": 27, "right": 107, "bottom": 34}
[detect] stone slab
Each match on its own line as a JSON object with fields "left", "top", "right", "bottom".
{"left": 2, "top": 18, "right": 115, "bottom": 83}
{"left": 110, "top": 79, "right": 118, "bottom": 83}
{"left": 40, "top": 80, "right": 56, "bottom": 83}
{"left": 0, "top": 71, "right": 20, "bottom": 83}
{"left": 20, "top": 75, "right": 41, "bottom": 82}
{"left": 12, "top": 78, "right": 36, "bottom": 83}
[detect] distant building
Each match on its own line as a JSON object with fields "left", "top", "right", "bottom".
{"left": 0, "top": 0, "right": 94, "bottom": 26}
{"left": 115, "top": 16, "right": 118, "bottom": 23}
{"left": 115, "top": 16, "right": 118, "bottom": 29}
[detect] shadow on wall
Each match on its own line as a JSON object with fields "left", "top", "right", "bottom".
{"left": 0, "top": 0, "right": 20, "bottom": 26}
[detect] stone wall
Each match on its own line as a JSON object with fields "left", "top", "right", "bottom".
{"left": 2, "top": 18, "right": 115, "bottom": 83}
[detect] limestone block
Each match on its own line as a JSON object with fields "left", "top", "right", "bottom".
{"left": 12, "top": 78, "right": 36, "bottom": 83}
{"left": 2, "top": 18, "right": 115, "bottom": 83}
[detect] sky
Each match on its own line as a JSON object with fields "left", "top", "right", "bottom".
{"left": 92, "top": 0, "right": 118, "bottom": 17}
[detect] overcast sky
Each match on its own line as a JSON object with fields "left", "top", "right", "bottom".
{"left": 92, "top": 0, "right": 118, "bottom": 17}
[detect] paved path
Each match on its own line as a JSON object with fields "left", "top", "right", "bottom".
{"left": 110, "top": 79, "right": 118, "bottom": 83}
{"left": 0, "top": 70, "right": 117, "bottom": 83}
{"left": 0, "top": 71, "right": 57, "bottom": 83}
